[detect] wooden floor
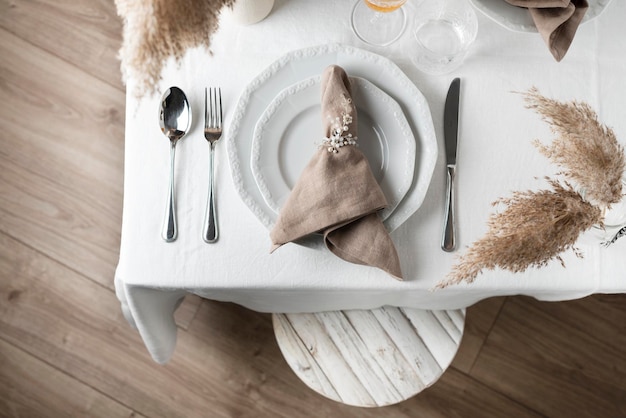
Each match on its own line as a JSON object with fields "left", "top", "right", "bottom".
{"left": 1, "top": 1, "right": 625, "bottom": 417}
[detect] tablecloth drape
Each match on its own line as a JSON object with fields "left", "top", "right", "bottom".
{"left": 115, "top": 0, "right": 626, "bottom": 363}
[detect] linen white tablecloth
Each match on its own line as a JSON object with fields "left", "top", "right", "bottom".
{"left": 114, "top": 0, "right": 626, "bottom": 363}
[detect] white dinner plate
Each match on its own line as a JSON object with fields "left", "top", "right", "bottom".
{"left": 470, "top": 0, "right": 613, "bottom": 33}
{"left": 227, "top": 44, "right": 438, "bottom": 232}
{"left": 250, "top": 76, "right": 416, "bottom": 221}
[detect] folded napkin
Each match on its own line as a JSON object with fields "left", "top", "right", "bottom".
{"left": 270, "top": 65, "right": 403, "bottom": 280}
{"left": 505, "top": 0, "right": 588, "bottom": 61}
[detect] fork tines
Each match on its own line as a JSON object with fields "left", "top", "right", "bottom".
{"left": 204, "top": 87, "right": 222, "bottom": 134}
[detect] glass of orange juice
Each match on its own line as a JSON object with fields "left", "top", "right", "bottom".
{"left": 351, "top": 0, "right": 409, "bottom": 46}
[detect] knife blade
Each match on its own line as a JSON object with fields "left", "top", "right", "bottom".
{"left": 442, "top": 77, "right": 460, "bottom": 252}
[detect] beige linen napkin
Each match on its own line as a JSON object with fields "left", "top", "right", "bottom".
{"left": 505, "top": 0, "right": 588, "bottom": 61}
{"left": 270, "top": 65, "right": 403, "bottom": 280}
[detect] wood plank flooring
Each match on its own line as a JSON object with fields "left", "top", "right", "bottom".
{"left": 0, "top": 1, "right": 624, "bottom": 416}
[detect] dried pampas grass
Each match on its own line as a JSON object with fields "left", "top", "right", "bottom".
{"left": 438, "top": 89, "right": 625, "bottom": 289}
{"left": 437, "top": 180, "right": 602, "bottom": 289}
{"left": 115, "top": 0, "right": 234, "bottom": 98}
{"left": 524, "top": 88, "right": 625, "bottom": 206}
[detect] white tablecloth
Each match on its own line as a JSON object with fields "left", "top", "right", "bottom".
{"left": 114, "top": 0, "right": 626, "bottom": 363}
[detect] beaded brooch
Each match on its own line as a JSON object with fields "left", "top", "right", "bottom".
{"left": 322, "top": 95, "right": 357, "bottom": 153}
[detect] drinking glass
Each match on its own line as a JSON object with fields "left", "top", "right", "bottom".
{"left": 351, "top": 0, "right": 409, "bottom": 47}
{"left": 412, "top": 0, "right": 478, "bottom": 74}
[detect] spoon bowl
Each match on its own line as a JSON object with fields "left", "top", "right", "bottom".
{"left": 159, "top": 86, "right": 192, "bottom": 242}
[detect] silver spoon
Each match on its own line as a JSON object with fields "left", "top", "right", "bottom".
{"left": 159, "top": 86, "right": 191, "bottom": 242}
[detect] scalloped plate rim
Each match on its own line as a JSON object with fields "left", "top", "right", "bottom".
{"left": 250, "top": 75, "right": 416, "bottom": 221}
{"left": 226, "top": 43, "right": 438, "bottom": 233}
{"left": 470, "top": 0, "right": 614, "bottom": 33}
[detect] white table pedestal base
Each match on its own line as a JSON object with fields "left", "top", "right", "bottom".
{"left": 273, "top": 307, "right": 465, "bottom": 407}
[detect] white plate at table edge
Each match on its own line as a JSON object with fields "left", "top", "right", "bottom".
{"left": 470, "top": 0, "right": 614, "bottom": 33}
{"left": 226, "top": 43, "right": 438, "bottom": 233}
{"left": 250, "top": 75, "right": 416, "bottom": 222}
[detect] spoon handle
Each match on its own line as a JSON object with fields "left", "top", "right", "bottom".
{"left": 162, "top": 142, "right": 177, "bottom": 242}
{"left": 203, "top": 143, "right": 218, "bottom": 243}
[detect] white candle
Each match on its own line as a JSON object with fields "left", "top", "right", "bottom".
{"left": 228, "top": 0, "right": 275, "bottom": 25}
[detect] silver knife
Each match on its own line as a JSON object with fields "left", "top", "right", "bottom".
{"left": 442, "top": 78, "right": 460, "bottom": 252}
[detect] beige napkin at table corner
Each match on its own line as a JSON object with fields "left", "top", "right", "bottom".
{"left": 505, "top": 0, "right": 589, "bottom": 61}
{"left": 269, "top": 65, "right": 403, "bottom": 280}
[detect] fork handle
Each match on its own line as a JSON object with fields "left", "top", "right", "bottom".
{"left": 203, "top": 143, "right": 218, "bottom": 243}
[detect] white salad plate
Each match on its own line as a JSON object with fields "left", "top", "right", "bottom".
{"left": 227, "top": 43, "right": 438, "bottom": 232}
{"left": 250, "top": 76, "right": 416, "bottom": 221}
{"left": 470, "top": 0, "right": 613, "bottom": 33}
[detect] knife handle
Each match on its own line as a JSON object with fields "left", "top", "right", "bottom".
{"left": 442, "top": 164, "right": 456, "bottom": 252}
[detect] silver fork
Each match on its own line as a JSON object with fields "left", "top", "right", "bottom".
{"left": 203, "top": 87, "right": 222, "bottom": 243}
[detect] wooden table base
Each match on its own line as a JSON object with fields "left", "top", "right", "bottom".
{"left": 273, "top": 307, "right": 465, "bottom": 407}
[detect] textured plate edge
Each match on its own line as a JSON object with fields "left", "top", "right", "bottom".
{"left": 227, "top": 43, "right": 438, "bottom": 233}
{"left": 469, "top": 0, "right": 614, "bottom": 33}
{"left": 249, "top": 75, "right": 418, "bottom": 221}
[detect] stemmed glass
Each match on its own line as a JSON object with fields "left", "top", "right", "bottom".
{"left": 351, "top": 0, "right": 408, "bottom": 47}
